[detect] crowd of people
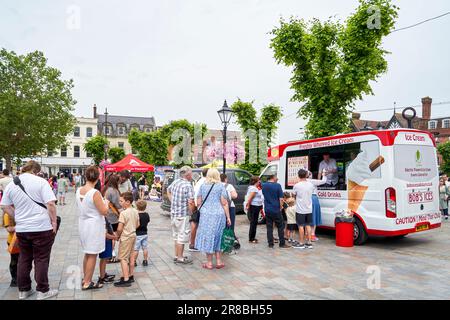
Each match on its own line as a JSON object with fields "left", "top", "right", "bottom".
{"left": 1, "top": 159, "right": 450, "bottom": 298}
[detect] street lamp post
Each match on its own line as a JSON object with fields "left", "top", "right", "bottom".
{"left": 104, "top": 108, "right": 109, "bottom": 161}
{"left": 217, "top": 100, "right": 233, "bottom": 174}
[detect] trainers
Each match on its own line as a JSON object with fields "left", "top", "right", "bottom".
{"left": 143, "top": 260, "right": 148, "bottom": 266}
{"left": 10, "top": 279, "right": 17, "bottom": 287}
{"left": 120, "top": 276, "right": 134, "bottom": 283}
{"left": 292, "top": 243, "right": 306, "bottom": 249}
{"left": 279, "top": 244, "right": 291, "bottom": 249}
{"left": 305, "top": 243, "right": 314, "bottom": 249}
{"left": 114, "top": 279, "right": 132, "bottom": 287}
{"left": 268, "top": 244, "right": 274, "bottom": 249}
{"left": 188, "top": 247, "right": 199, "bottom": 252}
{"left": 19, "top": 289, "right": 34, "bottom": 300}
{"left": 37, "top": 289, "right": 58, "bottom": 300}
{"left": 174, "top": 257, "right": 193, "bottom": 265}
{"left": 311, "top": 236, "right": 319, "bottom": 242}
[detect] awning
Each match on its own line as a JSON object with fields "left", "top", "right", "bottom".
{"left": 104, "top": 154, "right": 154, "bottom": 172}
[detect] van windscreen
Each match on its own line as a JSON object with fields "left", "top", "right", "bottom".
{"left": 394, "top": 145, "right": 438, "bottom": 182}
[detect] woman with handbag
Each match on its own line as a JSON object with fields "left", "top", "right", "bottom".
{"left": 194, "top": 168, "right": 231, "bottom": 270}
{"left": 439, "top": 177, "right": 450, "bottom": 220}
{"left": 102, "top": 174, "right": 122, "bottom": 262}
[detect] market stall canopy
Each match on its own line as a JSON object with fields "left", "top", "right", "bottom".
{"left": 104, "top": 154, "right": 154, "bottom": 172}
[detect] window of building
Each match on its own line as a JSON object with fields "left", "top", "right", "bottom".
{"left": 61, "top": 147, "right": 67, "bottom": 157}
{"left": 443, "top": 119, "right": 450, "bottom": 129}
{"left": 117, "top": 125, "right": 126, "bottom": 136}
{"left": 87, "top": 151, "right": 92, "bottom": 158}
{"left": 47, "top": 151, "right": 53, "bottom": 157}
{"left": 144, "top": 126, "right": 152, "bottom": 132}
{"left": 86, "top": 127, "right": 93, "bottom": 137}
{"left": 428, "top": 121, "right": 438, "bottom": 130}
{"left": 103, "top": 124, "right": 112, "bottom": 135}
{"left": 74, "top": 127, "right": 80, "bottom": 137}
{"left": 74, "top": 146, "right": 80, "bottom": 158}
{"left": 118, "top": 142, "right": 124, "bottom": 149}
{"left": 130, "top": 124, "right": 140, "bottom": 132}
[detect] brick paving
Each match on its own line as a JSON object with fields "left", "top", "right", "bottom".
{"left": 1, "top": 191, "right": 450, "bottom": 300}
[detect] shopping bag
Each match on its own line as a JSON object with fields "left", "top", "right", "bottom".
{"left": 221, "top": 228, "right": 235, "bottom": 253}
{"left": 8, "top": 233, "right": 20, "bottom": 255}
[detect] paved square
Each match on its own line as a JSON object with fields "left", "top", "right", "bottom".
{"left": 1, "top": 192, "right": 449, "bottom": 300}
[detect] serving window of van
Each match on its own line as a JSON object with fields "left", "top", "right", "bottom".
{"left": 285, "top": 140, "right": 381, "bottom": 190}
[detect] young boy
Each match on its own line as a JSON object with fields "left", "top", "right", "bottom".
{"left": 130, "top": 200, "right": 150, "bottom": 267}
{"left": 292, "top": 169, "right": 326, "bottom": 249}
{"left": 114, "top": 192, "right": 140, "bottom": 287}
{"left": 285, "top": 197, "right": 298, "bottom": 244}
{"left": 3, "top": 213, "right": 18, "bottom": 287}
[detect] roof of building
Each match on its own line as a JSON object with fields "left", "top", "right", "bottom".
{"left": 97, "top": 114, "right": 155, "bottom": 126}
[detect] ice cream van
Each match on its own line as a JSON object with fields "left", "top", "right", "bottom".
{"left": 260, "top": 129, "right": 441, "bottom": 245}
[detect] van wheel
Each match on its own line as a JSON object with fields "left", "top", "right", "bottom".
{"left": 353, "top": 218, "right": 368, "bottom": 246}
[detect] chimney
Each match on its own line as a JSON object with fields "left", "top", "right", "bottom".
{"left": 352, "top": 112, "right": 361, "bottom": 120}
{"left": 421, "top": 97, "right": 432, "bottom": 120}
{"left": 93, "top": 104, "right": 97, "bottom": 118}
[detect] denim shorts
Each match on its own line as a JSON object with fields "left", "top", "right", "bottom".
{"left": 134, "top": 235, "right": 149, "bottom": 251}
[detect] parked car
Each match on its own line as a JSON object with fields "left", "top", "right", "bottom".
{"left": 161, "top": 168, "right": 254, "bottom": 215}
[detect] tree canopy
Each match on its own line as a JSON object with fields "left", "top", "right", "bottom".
{"left": 108, "top": 147, "right": 126, "bottom": 164}
{"left": 231, "top": 100, "right": 282, "bottom": 175}
{"left": 438, "top": 141, "right": 450, "bottom": 175}
{"left": 84, "top": 135, "right": 108, "bottom": 165}
{"left": 0, "top": 49, "right": 76, "bottom": 169}
{"left": 270, "top": 0, "right": 398, "bottom": 138}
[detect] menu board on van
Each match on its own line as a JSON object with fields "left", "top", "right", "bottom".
{"left": 287, "top": 156, "right": 309, "bottom": 186}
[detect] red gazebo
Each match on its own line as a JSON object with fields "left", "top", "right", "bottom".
{"left": 104, "top": 154, "right": 154, "bottom": 172}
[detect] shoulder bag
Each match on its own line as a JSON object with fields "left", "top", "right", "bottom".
{"left": 191, "top": 183, "right": 215, "bottom": 224}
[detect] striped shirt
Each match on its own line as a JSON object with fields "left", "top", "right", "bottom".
{"left": 168, "top": 178, "right": 194, "bottom": 218}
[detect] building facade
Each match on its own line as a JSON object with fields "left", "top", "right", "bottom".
{"left": 94, "top": 105, "right": 157, "bottom": 155}
{"left": 22, "top": 116, "right": 98, "bottom": 176}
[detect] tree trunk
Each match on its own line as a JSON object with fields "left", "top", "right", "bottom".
{"left": 4, "top": 154, "right": 12, "bottom": 172}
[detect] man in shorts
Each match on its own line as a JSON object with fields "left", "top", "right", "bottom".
{"left": 167, "top": 166, "right": 195, "bottom": 265}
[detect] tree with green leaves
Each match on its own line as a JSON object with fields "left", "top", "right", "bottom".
{"left": 438, "top": 141, "right": 450, "bottom": 175}
{"left": 108, "top": 147, "right": 126, "bottom": 164}
{"left": 231, "top": 100, "right": 282, "bottom": 175}
{"left": 84, "top": 135, "right": 108, "bottom": 165}
{"left": 0, "top": 49, "right": 76, "bottom": 170}
{"left": 128, "top": 129, "right": 169, "bottom": 166}
{"left": 270, "top": 0, "right": 398, "bottom": 138}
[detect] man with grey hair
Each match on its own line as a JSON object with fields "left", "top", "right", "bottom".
{"left": 167, "top": 166, "right": 196, "bottom": 264}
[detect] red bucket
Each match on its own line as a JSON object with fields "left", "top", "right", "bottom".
{"left": 335, "top": 222, "right": 354, "bottom": 247}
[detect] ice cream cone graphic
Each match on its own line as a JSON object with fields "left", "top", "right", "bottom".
{"left": 347, "top": 152, "right": 385, "bottom": 213}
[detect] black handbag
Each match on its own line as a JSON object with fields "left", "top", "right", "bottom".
{"left": 191, "top": 183, "right": 215, "bottom": 223}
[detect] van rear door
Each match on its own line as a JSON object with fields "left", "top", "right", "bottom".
{"left": 393, "top": 132, "right": 440, "bottom": 231}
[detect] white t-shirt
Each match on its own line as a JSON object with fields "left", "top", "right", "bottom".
{"left": 223, "top": 183, "right": 236, "bottom": 208}
{"left": 119, "top": 179, "right": 133, "bottom": 194}
{"left": 194, "top": 177, "right": 206, "bottom": 206}
{"left": 247, "top": 185, "right": 263, "bottom": 206}
{"left": 319, "top": 158, "right": 338, "bottom": 185}
{"left": 0, "top": 173, "right": 56, "bottom": 232}
{"left": 293, "top": 177, "right": 326, "bottom": 214}
{"left": 0, "top": 176, "right": 13, "bottom": 191}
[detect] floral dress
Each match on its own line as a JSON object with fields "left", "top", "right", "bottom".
{"left": 195, "top": 183, "right": 228, "bottom": 254}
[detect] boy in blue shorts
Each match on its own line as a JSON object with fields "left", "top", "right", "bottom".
{"left": 130, "top": 200, "right": 150, "bottom": 267}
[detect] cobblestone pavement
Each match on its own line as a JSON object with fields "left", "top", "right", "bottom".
{"left": 1, "top": 192, "right": 450, "bottom": 300}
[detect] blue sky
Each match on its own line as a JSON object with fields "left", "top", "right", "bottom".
{"left": 1, "top": 0, "right": 449, "bottom": 143}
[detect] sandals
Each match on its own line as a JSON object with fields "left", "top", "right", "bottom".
{"left": 108, "top": 257, "right": 119, "bottom": 264}
{"left": 202, "top": 263, "right": 214, "bottom": 270}
{"left": 82, "top": 281, "right": 103, "bottom": 290}
{"left": 216, "top": 263, "right": 225, "bottom": 269}
{"left": 98, "top": 273, "right": 115, "bottom": 284}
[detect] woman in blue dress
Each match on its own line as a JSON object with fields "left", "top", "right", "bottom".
{"left": 195, "top": 168, "right": 231, "bottom": 269}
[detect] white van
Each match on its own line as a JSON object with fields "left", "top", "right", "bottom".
{"left": 260, "top": 129, "right": 441, "bottom": 245}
